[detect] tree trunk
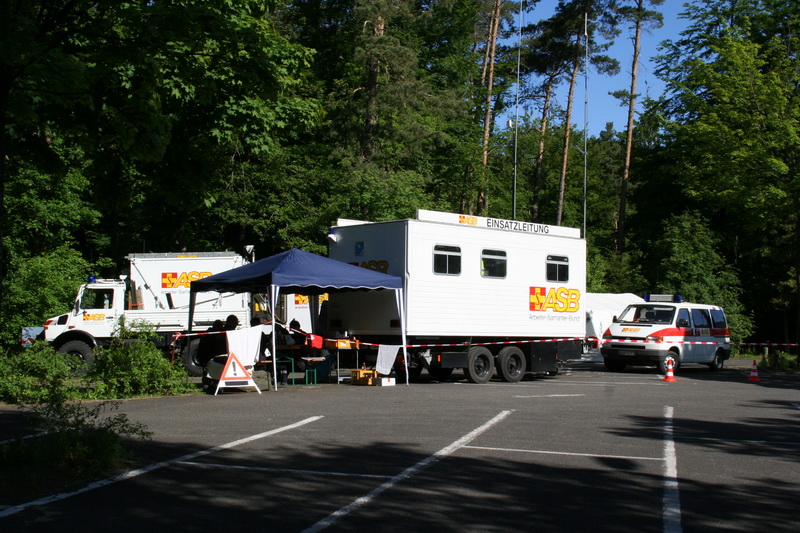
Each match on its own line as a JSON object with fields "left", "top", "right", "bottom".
{"left": 362, "top": 15, "right": 385, "bottom": 162}
{"left": 556, "top": 37, "right": 582, "bottom": 226}
{"left": 478, "top": 0, "right": 502, "bottom": 215}
{"left": 532, "top": 73, "right": 556, "bottom": 223}
{"left": 617, "top": 2, "right": 643, "bottom": 254}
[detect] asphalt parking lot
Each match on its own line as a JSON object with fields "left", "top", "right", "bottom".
{"left": 1, "top": 359, "right": 798, "bottom": 532}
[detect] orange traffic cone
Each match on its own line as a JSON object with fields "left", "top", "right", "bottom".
{"left": 663, "top": 359, "right": 678, "bottom": 382}
{"left": 748, "top": 360, "right": 761, "bottom": 382}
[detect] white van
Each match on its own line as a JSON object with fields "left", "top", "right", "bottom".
{"left": 600, "top": 295, "right": 731, "bottom": 373}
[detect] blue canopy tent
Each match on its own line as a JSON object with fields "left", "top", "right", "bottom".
{"left": 188, "top": 248, "right": 408, "bottom": 390}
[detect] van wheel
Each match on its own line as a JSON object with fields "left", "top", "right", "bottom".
{"left": 708, "top": 349, "right": 724, "bottom": 371}
{"left": 658, "top": 352, "right": 680, "bottom": 375}
{"left": 497, "top": 346, "right": 526, "bottom": 382}
{"left": 604, "top": 358, "right": 627, "bottom": 372}
{"left": 464, "top": 347, "right": 494, "bottom": 384}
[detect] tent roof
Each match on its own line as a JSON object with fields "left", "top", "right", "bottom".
{"left": 190, "top": 248, "right": 402, "bottom": 295}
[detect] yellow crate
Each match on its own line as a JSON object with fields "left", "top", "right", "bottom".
{"left": 352, "top": 377, "right": 374, "bottom": 386}
{"left": 351, "top": 369, "right": 377, "bottom": 381}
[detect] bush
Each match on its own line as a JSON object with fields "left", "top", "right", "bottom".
{"left": 760, "top": 352, "right": 799, "bottom": 373}
{"left": 0, "top": 342, "right": 82, "bottom": 404}
{"left": 0, "top": 400, "right": 151, "bottom": 499}
{"left": 88, "top": 322, "right": 194, "bottom": 398}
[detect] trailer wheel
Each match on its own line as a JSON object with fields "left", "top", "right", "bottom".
{"left": 181, "top": 338, "right": 205, "bottom": 377}
{"left": 464, "top": 347, "right": 494, "bottom": 384}
{"left": 497, "top": 346, "right": 526, "bottom": 382}
{"left": 59, "top": 340, "right": 95, "bottom": 368}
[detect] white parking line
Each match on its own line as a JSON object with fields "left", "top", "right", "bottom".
{"left": 0, "top": 416, "right": 324, "bottom": 519}
{"left": 462, "top": 445, "right": 661, "bottom": 461}
{"left": 180, "top": 461, "right": 394, "bottom": 480}
{"left": 663, "top": 406, "right": 682, "bottom": 533}
{"left": 514, "top": 394, "right": 586, "bottom": 398}
{"left": 303, "top": 410, "right": 513, "bottom": 533}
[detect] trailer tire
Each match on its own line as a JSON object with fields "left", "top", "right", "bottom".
{"left": 497, "top": 346, "right": 526, "bottom": 382}
{"left": 464, "top": 347, "right": 494, "bottom": 384}
{"left": 59, "top": 340, "right": 95, "bottom": 368}
{"left": 181, "top": 338, "right": 205, "bottom": 377}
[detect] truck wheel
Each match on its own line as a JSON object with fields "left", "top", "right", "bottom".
{"left": 603, "top": 358, "right": 627, "bottom": 372}
{"left": 464, "top": 347, "right": 494, "bottom": 384}
{"left": 59, "top": 340, "right": 95, "bottom": 367}
{"left": 708, "top": 349, "right": 724, "bottom": 371}
{"left": 657, "top": 352, "right": 680, "bottom": 375}
{"left": 181, "top": 338, "right": 205, "bottom": 377}
{"left": 497, "top": 346, "right": 526, "bottom": 382}
{"left": 428, "top": 366, "right": 453, "bottom": 381}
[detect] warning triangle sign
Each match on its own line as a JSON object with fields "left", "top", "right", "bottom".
{"left": 214, "top": 352, "right": 262, "bottom": 395}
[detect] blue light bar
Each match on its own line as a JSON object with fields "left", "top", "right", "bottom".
{"left": 644, "top": 294, "right": 684, "bottom": 303}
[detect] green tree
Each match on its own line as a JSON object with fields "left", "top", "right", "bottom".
{"left": 1, "top": 1, "right": 320, "bottom": 342}
{"left": 651, "top": 0, "right": 799, "bottom": 342}
{"left": 652, "top": 212, "right": 753, "bottom": 341}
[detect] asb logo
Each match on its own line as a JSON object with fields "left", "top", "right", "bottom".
{"left": 162, "top": 271, "right": 212, "bottom": 288}
{"left": 529, "top": 287, "right": 581, "bottom": 312}
{"left": 459, "top": 215, "right": 478, "bottom": 225}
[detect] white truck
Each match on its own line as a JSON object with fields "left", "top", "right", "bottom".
{"left": 326, "top": 209, "right": 586, "bottom": 383}
{"left": 40, "top": 252, "right": 252, "bottom": 375}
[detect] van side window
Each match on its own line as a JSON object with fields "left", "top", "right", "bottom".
{"left": 433, "top": 245, "right": 461, "bottom": 275}
{"left": 481, "top": 249, "right": 507, "bottom": 278}
{"left": 546, "top": 255, "right": 569, "bottom": 282}
{"left": 710, "top": 309, "right": 727, "bottom": 328}
{"left": 691, "top": 308, "right": 711, "bottom": 329}
{"left": 677, "top": 308, "right": 691, "bottom": 327}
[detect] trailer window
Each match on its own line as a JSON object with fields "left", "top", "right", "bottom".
{"left": 433, "top": 245, "right": 461, "bottom": 275}
{"left": 546, "top": 255, "right": 569, "bottom": 282}
{"left": 481, "top": 249, "right": 507, "bottom": 278}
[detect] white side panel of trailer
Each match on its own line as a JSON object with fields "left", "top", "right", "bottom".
{"left": 128, "top": 254, "right": 247, "bottom": 312}
{"left": 327, "top": 221, "right": 407, "bottom": 336}
{"left": 403, "top": 220, "right": 585, "bottom": 337}
{"left": 328, "top": 217, "right": 586, "bottom": 339}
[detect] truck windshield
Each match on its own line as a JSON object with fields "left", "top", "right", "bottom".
{"left": 618, "top": 305, "right": 675, "bottom": 324}
{"left": 80, "top": 288, "right": 114, "bottom": 309}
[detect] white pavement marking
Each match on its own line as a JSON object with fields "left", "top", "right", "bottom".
{"left": 463, "top": 445, "right": 662, "bottom": 462}
{"left": 303, "top": 410, "right": 513, "bottom": 533}
{"left": 0, "top": 415, "right": 324, "bottom": 519}
{"left": 180, "top": 461, "right": 394, "bottom": 479}
{"left": 514, "top": 394, "right": 586, "bottom": 398}
{"left": 663, "top": 406, "right": 683, "bottom": 533}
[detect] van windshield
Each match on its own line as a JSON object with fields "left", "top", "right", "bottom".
{"left": 618, "top": 305, "right": 675, "bottom": 324}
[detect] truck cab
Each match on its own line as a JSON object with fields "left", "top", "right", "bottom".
{"left": 43, "top": 279, "right": 127, "bottom": 363}
{"left": 600, "top": 294, "right": 731, "bottom": 373}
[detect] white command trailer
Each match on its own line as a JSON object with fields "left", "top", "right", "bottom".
{"left": 326, "top": 210, "right": 586, "bottom": 383}
{"left": 41, "top": 252, "right": 251, "bottom": 374}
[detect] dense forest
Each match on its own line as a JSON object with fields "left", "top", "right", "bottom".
{"left": 1, "top": 0, "right": 798, "bottom": 348}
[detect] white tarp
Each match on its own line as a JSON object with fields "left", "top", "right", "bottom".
{"left": 585, "top": 293, "right": 645, "bottom": 339}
